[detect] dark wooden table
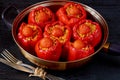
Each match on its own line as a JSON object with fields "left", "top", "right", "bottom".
{"left": 0, "top": 0, "right": 120, "bottom": 80}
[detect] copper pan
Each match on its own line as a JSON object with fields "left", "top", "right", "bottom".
{"left": 3, "top": 0, "right": 120, "bottom": 70}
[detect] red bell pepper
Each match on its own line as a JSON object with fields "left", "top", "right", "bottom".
{"left": 73, "top": 19, "right": 102, "bottom": 47}
{"left": 35, "top": 37, "right": 62, "bottom": 61}
{"left": 43, "top": 21, "right": 71, "bottom": 45}
{"left": 17, "top": 22, "right": 43, "bottom": 54}
{"left": 28, "top": 6, "right": 55, "bottom": 30}
{"left": 66, "top": 39, "right": 94, "bottom": 61}
{"left": 56, "top": 2, "right": 86, "bottom": 27}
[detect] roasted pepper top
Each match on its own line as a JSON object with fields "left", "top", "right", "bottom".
{"left": 35, "top": 37, "right": 62, "bottom": 61}
{"left": 17, "top": 22, "right": 43, "bottom": 53}
{"left": 65, "top": 2, "right": 84, "bottom": 18}
{"left": 44, "top": 21, "right": 71, "bottom": 44}
{"left": 28, "top": 6, "right": 55, "bottom": 30}
{"left": 56, "top": 2, "right": 86, "bottom": 27}
{"left": 73, "top": 19, "right": 102, "bottom": 47}
{"left": 66, "top": 39, "right": 94, "bottom": 61}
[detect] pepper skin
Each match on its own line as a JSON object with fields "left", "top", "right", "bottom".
{"left": 66, "top": 39, "right": 94, "bottom": 61}
{"left": 43, "top": 21, "right": 71, "bottom": 45}
{"left": 56, "top": 2, "right": 86, "bottom": 27}
{"left": 17, "top": 22, "right": 43, "bottom": 54}
{"left": 35, "top": 37, "right": 62, "bottom": 61}
{"left": 28, "top": 6, "right": 55, "bottom": 30}
{"left": 73, "top": 19, "right": 102, "bottom": 47}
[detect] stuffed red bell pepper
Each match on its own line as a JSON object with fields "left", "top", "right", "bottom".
{"left": 56, "top": 2, "right": 86, "bottom": 27}
{"left": 73, "top": 19, "right": 102, "bottom": 47}
{"left": 28, "top": 6, "right": 55, "bottom": 30}
{"left": 17, "top": 22, "right": 43, "bottom": 53}
{"left": 66, "top": 39, "right": 94, "bottom": 61}
{"left": 35, "top": 37, "right": 62, "bottom": 61}
{"left": 43, "top": 21, "right": 71, "bottom": 45}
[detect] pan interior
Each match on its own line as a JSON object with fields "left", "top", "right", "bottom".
{"left": 12, "top": 0, "right": 108, "bottom": 64}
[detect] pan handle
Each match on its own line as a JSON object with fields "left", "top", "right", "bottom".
{"left": 1, "top": 4, "right": 20, "bottom": 30}
{"left": 103, "top": 42, "right": 120, "bottom": 56}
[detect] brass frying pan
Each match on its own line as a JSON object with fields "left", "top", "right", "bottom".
{"left": 2, "top": 0, "right": 120, "bottom": 70}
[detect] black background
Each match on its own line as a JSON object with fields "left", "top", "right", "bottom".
{"left": 0, "top": 0, "right": 120, "bottom": 80}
